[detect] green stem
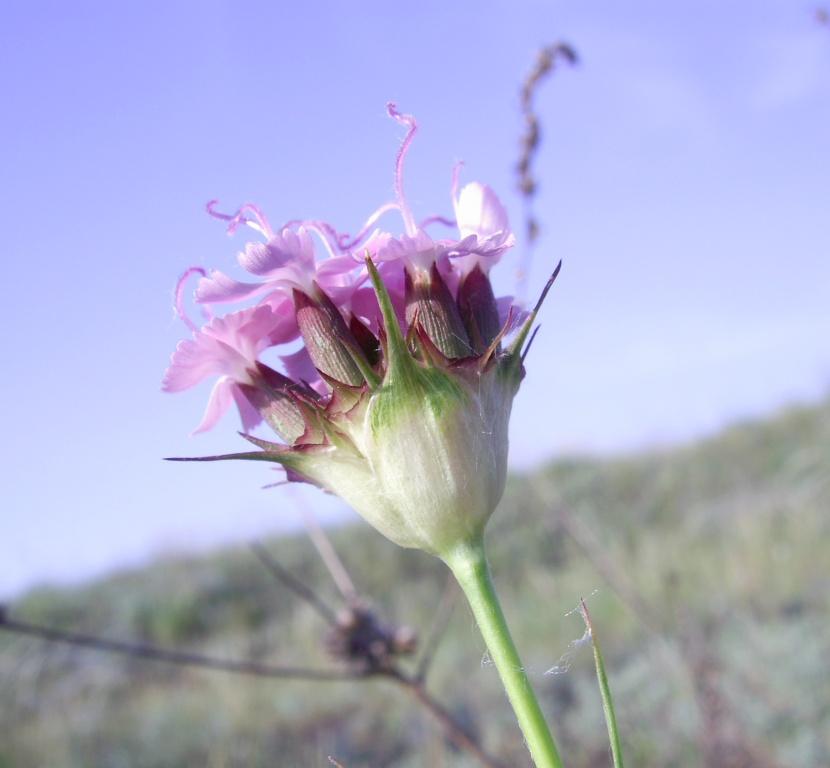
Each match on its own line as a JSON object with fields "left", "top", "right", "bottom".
{"left": 444, "top": 537, "right": 564, "bottom": 768}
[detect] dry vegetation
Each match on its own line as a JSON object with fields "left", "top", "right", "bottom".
{"left": 2, "top": 399, "right": 828, "bottom": 767}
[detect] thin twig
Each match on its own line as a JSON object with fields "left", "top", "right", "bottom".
{"left": 579, "top": 598, "right": 625, "bottom": 768}
{"left": 515, "top": 42, "right": 577, "bottom": 301}
{"left": 294, "top": 496, "right": 358, "bottom": 603}
{"left": 388, "top": 669, "right": 508, "bottom": 768}
{"left": 551, "top": 505, "right": 663, "bottom": 634}
{"left": 0, "top": 611, "right": 504, "bottom": 768}
{"left": 1, "top": 527, "right": 504, "bottom": 766}
{"left": 0, "top": 614, "right": 360, "bottom": 682}
{"left": 249, "top": 541, "right": 340, "bottom": 627}
{"left": 549, "top": 503, "right": 788, "bottom": 764}
{"left": 415, "top": 574, "right": 457, "bottom": 682}
{"left": 679, "top": 623, "right": 782, "bottom": 768}
{"left": 287, "top": 512, "right": 505, "bottom": 767}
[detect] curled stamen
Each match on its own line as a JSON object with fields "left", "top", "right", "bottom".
{"left": 205, "top": 199, "right": 235, "bottom": 222}
{"left": 450, "top": 160, "right": 464, "bottom": 203}
{"left": 420, "top": 215, "right": 456, "bottom": 230}
{"left": 338, "top": 201, "right": 400, "bottom": 250}
{"left": 283, "top": 218, "right": 341, "bottom": 246}
{"left": 386, "top": 102, "right": 418, "bottom": 237}
{"left": 305, "top": 223, "right": 340, "bottom": 260}
{"left": 206, "top": 200, "right": 274, "bottom": 238}
{"left": 175, "top": 266, "right": 210, "bottom": 332}
{"left": 282, "top": 219, "right": 341, "bottom": 260}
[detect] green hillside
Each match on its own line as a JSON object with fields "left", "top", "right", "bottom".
{"left": 2, "top": 400, "right": 828, "bottom": 767}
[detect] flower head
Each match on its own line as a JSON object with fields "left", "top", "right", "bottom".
{"left": 164, "top": 105, "right": 560, "bottom": 557}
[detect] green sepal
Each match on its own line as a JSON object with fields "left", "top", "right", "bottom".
{"left": 365, "top": 256, "right": 419, "bottom": 387}
{"left": 369, "top": 362, "right": 467, "bottom": 438}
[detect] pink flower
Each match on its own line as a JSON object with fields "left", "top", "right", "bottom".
{"left": 375, "top": 229, "right": 438, "bottom": 273}
{"left": 450, "top": 179, "right": 516, "bottom": 277}
{"left": 197, "top": 225, "right": 330, "bottom": 304}
{"left": 164, "top": 102, "right": 530, "bottom": 435}
{"left": 371, "top": 104, "right": 515, "bottom": 287}
{"left": 455, "top": 182, "right": 509, "bottom": 241}
{"left": 194, "top": 211, "right": 395, "bottom": 343}
{"left": 162, "top": 303, "right": 293, "bottom": 433}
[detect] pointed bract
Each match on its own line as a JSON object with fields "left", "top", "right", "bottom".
{"left": 458, "top": 263, "right": 501, "bottom": 353}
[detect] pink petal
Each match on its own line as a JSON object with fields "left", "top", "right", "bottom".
{"left": 238, "top": 228, "right": 315, "bottom": 277}
{"left": 195, "top": 270, "right": 272, "bottom": 304}
{"left": 234, "top": 303, "right": 285, "bottom": 349}
{"left": 435, "top": 254, "right": 460, "bottom": 298}
{"left": 280, "top": 347, "right": 322, "bottom": 390}
{"left": 192, "top": 377, "right": 236, "bottom": 434}
{"left": 238, "top": 241, "right": 287, "bottom": 276}
{"left": 375, "top": 230, "right": 436, "bottom": 272}
{"left": 348, "top": 286, "right": 382, "bottom": 328}
{"left": 232, "top": 385, "right": 264, "bottom": 433}
{"left": 498, "top": 298, "right": 529, "bottom": 331}
{"left": 316, "top": 254, "right": 363, "bottom": 281}
{"left": 260, "top": 293, "right": 301, "bottom": 345}
{"left": 162, "top": 339, "right": 211, "bottom": 392}
{"left": 162, "top": 335, "right": 248, "bottom": 393}
{"left": 164, "top": 304, "right": 291, "bottom": 397}
{"left": 375, "top": 261, "right": 407, "bottom": 326}
{"left": 454, "top": 182, "right": 510, "bottom": 241}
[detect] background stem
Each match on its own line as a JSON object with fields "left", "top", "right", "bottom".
{"left": 579, "top": 598, "right": 625, "bottom": 768}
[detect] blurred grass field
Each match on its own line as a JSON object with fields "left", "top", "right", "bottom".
{"left": 2, "top": 399, "right": 828, "bottom": 767}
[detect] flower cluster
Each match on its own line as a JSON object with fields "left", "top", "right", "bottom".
{"left": 164, "top": 104, "right": 558, "bottom": 557}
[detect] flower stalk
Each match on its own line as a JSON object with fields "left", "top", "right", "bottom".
{"left": 164, "top": 102, "right": 567, "bottom": 766}
{"left": 445, "top": 537, "right": 564, "bottom": 768}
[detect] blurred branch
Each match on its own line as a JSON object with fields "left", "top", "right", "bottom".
{"left": 578, "top": 598, "right": 625, "bottom": 768}
{"left": 389, "top": 667, "right": 507, "bottom": 768}
{"left": 249, "top": 541, "right": 340, "bottom": 626}
{"left": 285, "top": 515, "right": 505, "bottom": 767}
{"left": 545, "top": 504, "right": 788, "bottom": 766}
{"left": 0, "top": 524, "right": 505, "bottom": 768}
{"left": 0, "top": 606, "right": 504, "bottom": 768}
{"left": 0, "top": 612, "right": 360, "bottom": 682}
{"left": 415, "top": 573, "right": 457, "bottom": 683}
{"left": 550, "top": 505, "right": 663, "bottom": 634}
{"left": 280, "top": 517, "right": 504, "bottom": 766}
{"left": 680, "top": 624, "right": 782, "bottom": 768}
{"left": 515, "top": 42, "right": 578, "bottom": 300}
{"left": 294, "top": 495, "right": 358, "bottom": 603}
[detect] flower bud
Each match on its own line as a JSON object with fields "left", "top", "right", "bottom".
{"left": 166, "top": 107, "right": 561, "bottom": 560}
{"left": 236, "top": 364, "right": 308, "bottom": 443}
{"left": 258, "top": 260, "right": 519, "bottom": 555}
{"left": 356, "top": 360, "right": 514, "bottom": 553}
{"left": 457, "top": 263, "right": 501, "bottom": 353}
{"left": 404, "top": 263, "right": 472, "bottom": 359}
{"left": 293, "top": 286, "right": 368, "bottom": 387}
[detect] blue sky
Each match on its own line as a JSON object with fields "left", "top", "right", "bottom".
{"left": 1, "top": 1, "right": 828, "bottom": 597}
